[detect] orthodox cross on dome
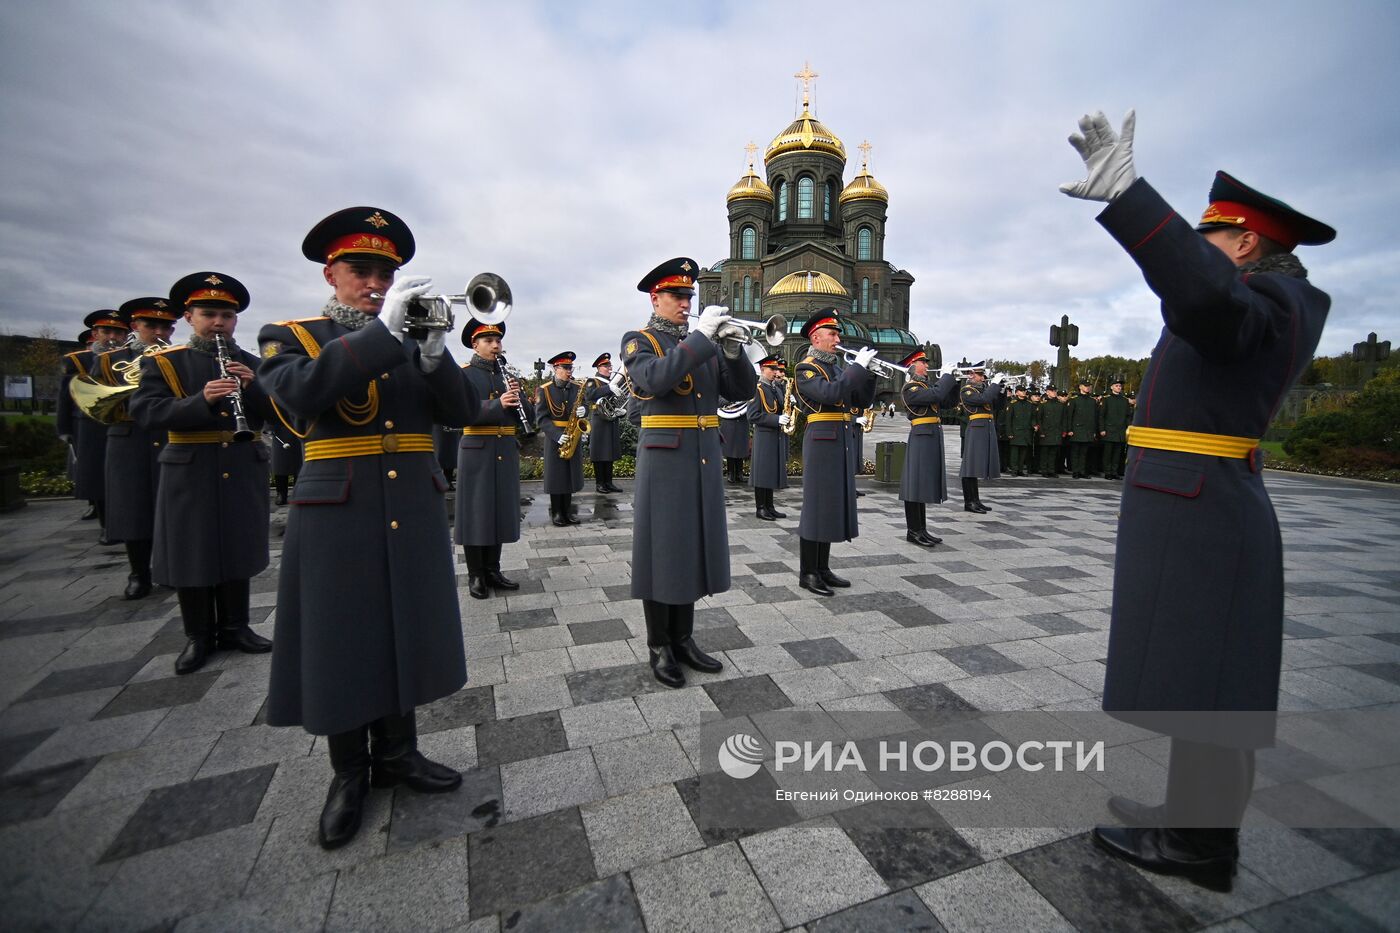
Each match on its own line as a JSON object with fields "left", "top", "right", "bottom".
{"left": 794, "top": 61, "right": 819, "bottom": 111}
{"left": 745, "top": 141, "right": 758, "bottom": 171}
{"left": 858, "top": 140, "right": 872, "bottom": 171}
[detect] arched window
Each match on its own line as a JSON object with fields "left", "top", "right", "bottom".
{"left": 861, "top": 277, "right": 870, "bottom": 313}
{"left": 797, "top": 176, "right": 814, "bottom": 219}
{"left": 776, "top": 181, "right": 788, "bottom": 221}
{"left": 857, "top": 226, "right": 873, "bottom": 261}
{"left": 743, "top": 275, "right": 752, "bottom": 313}
{"left": 755, "top": 283, "right": 761, "bottom": 315}
{"left": 872, "top": 284, "right": 880, "bottom": 316}
{"left": 740, "top": 225, "right": 757, "bottom": 260}
{"left": 823, "top": 182, "right": 833, "bottom": 221}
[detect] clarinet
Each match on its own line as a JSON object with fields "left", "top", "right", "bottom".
{"left": 213, "top": 334, "right": 256, "bottom": 442}
{"left": 498, "top": 354, "right": 534, "bottom": 433}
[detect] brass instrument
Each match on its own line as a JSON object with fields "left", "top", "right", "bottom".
{"left": 684, "top": 311, "right": 787, "bottom": 348}
{"left": 837, "top": 346, "right": 913, "bottom": 379}
{"left": 371, "top": 272, "right": 511, "bottom": 337}
{"left": 593, "top": 366, "right": 631, "bottom": 422}
{"left": 557, "top": 379, "right": 590, "bottom": 460}
{"left": 717, "top": 400, "right": 749, "bottom": 420}
{"left": 781, "top": 374, "right": 801, "bottom": 436}
{"left": 857, "top": 406, "right": 876, "bottom": 432}
{"left": 213, "top": 334, "right": 256, "bottom": 442}
{"left": 69, "top": 336, "right": 169, "bottom": 424}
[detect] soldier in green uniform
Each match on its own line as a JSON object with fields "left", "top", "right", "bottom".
{"left": 1006, "top": 385, "right": 1036, "bottom": 476}
{"left": 1066, "top": 379, "right": 1100, "bottom": 478}
{"left": 1036, "top": 385, "right": 1067, "bottom": 477}
{"left": 1099, "top": 377, "right": 1132, "bottom": 479}
{"left": 1027, "top": 385, "right": 1043, "bottom": 470}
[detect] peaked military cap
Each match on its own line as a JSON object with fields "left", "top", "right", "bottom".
{"left": 78, "top": 329, "right": 91, "bottom": 345}
{"left": 461, "top": 316, "right": 506, "bottom": 346}
{"left": 592, "top": 353, "right": 611, "bottom": 369}
{"left": 83, "top": 309, "right": 128, "bottom": 331}
{"left": 548, "top": 351, "right": 576, "bottom": 367}
{"left": 1195, "top": 171, "right": 1335, "bottom": 251}
{"left": 170, "top": 272, "right": 250, "bottom": 312}
{"left": 119, "top": 296, "right": 180, "bottom": 322}
{"left": 899, "top": 348, "right": 927, "bottom": 368}
{"left": 1110, "top": 375, "right": 1125, "bottom": 386}
{"left": 637, "top": 257, "right": 697, "bottom": 295}
{"left": 303, "top": 206, "right": 416, "bottom": 267}
{"left": 757, "top": 355, "right": 782, "bottom": 368}
{"left": 799, "top": 310, "right": 842, "bottom": 340}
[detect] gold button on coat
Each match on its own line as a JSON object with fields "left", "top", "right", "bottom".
{"left": 390, "top": 521, "right": 399, "bottom": 529}
{"left": 387, "top": 470, "right": 398, "bottom": 479}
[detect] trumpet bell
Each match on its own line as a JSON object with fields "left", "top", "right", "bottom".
{"left": 466, "top": 272, "right": 511, "bottom": 325}
{"left": 69, "top": 373, "right": 137, "bottom": 424}
{"left": 762, "top": 314, "right": 786, "bottom": 347}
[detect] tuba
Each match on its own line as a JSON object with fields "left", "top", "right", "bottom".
{"left": 558, "top": 379, "right": 590, "bottom": 460}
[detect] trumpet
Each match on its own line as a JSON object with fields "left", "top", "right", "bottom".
{"left": 837, "top": 347, "right": 912, "bottom": 379}
{"left": 371, "top": 272, "right": 511, "bottom": 337}
{"left": 685, "top": 311, "right": 786, "bottom": 348}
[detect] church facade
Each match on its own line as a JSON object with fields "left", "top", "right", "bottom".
{"left": 697, "top": 64, "right": 921, "bottom": 399}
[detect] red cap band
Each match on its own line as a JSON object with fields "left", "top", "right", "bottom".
{"left": 1200, "top": 200, "right": 1298, "bottom": 251}
{"left": 326, "top": 232, "right": 402, "bottom": 264}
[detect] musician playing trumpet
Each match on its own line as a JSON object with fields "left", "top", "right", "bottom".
{"left": 130, "top": 273, "right": 273, "bottom": 675}
{"left": 898, "top": 348, "right": 958, "bottom": 547}
{"left": 746, "top": 355, "right": 789, "bottom": 521}
{"left": 536, "top": 351, "right": 587, "bottom": 525}
{"left": 456, "top": 317, "right": 535, "bottom": 598}
{"left": 584, "top": 353, "right": 626, "bottom": 494}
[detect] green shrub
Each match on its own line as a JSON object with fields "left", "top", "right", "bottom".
{"left": 0, "top": 416, "right": 67, "bottom": 472}
{"left": 1284, "top": 369, "right": 1399, "bottom": 473}
{"left": 20, "top": 471, "right": 73, "bottom": 496}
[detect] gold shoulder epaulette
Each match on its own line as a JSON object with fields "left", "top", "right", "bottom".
{"left": 271, "top": 315, "right": 330, "bottom": 327}
{"left": 153, "top": 344, "right": 188, "bottom": 355}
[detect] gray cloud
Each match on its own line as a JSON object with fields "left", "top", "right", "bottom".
{"left": 2, "top": 0, "right": 1396, "bottom": 369}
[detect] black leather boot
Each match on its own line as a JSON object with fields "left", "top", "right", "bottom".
{"left": 904, "top": 502, "right": 938, "bottom": 548}
{"left": 670, "top": 604, "right": 722, "bottom": 673}
{"left": 123, "top": 539, "right": 153, "bottom": 599}
{"left": 320, "top": 726, "right": 370, "bottom": 850}
{"left": 485, "top": 544, "right": 519, "bottom": 590}
{"left": 766, "top": 489, "right": 787, "bottom": 519}
{"left": 797, "top": 538, "right": 833, "bottom": 596}
{"left": 274, "top": 475, "right": 289, "bottom": 506}
{"left": 81, "top": 502, "right": 97, "bottom": 520}
{"left": 562, "top": 494, "right": 580, "bottom": 524}
{"left": 1092, "top": 826, "right": 1237, "bottom": 892}
{"left": 755, "top": 488, "right": 774, "bottom": 521}
{"left": 644, "top": 600, "right": 684, "bottom": 687}
{"left": 369, "top": 711, "right": 461, "bottom": 792}
{"left": 174, "top": 587, "right": 215, "bottom": 675}
{"left": 464, "top": 546, "right": 489, "bottom": 599}
{"left": 817, "top": 542, "right": 850, "bottom": 588}
{"left": 962, "top": 479, "right": 988, "bottom": 514}
{"left": 214, "top": 580, "right": 272, "bottom": 653}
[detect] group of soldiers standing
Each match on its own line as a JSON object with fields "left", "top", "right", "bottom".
{"left": 997, "top": 379, "right": 1135, "bottom": 479}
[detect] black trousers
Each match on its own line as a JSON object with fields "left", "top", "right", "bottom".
{"left": 463, "top": 544, "right": 505, "bottom": 574}
{"left": 1165, "top": 738, "right": 1254, "bottom": 831}
{"left": 641, "top": 599, "right": 695, "bottom": 647}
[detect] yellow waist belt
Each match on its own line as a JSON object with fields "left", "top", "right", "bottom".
{"left": 304, "top": 433, "right": 434, "bottom": 461}
{"left": 167, "top": 430, "right": 238, "bottom": 445}
{"left": 461, "top": 426, "right": 517, "bottom": 436}
{"left": 911, "top": 416, "right": 941, "bottom": 426}
{"left": 551, "top": 419, "right": 571, "bottom": 428}
{"left": 967, "top": 413, "right": 993, "bottom": 421}
{"left": 1126, "top": 425, "right": 1259, "bottom": 459}
{"left": 641, "top": 415, "right": 720, "bottom": 429}
{"left": 806, "top": 412, "right": 851, "bottom": 423}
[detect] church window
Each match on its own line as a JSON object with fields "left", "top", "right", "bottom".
{"left": 823, "top": 182, "right": 833, "bottom": 221}
{"left": 797, "top": 176, "right": 814, "bottom": 219}
{"left": 861, "top": 277, "right": 870, "bottom": 313}
{"left": 857, "top": 226, "right": 873, "bottom": 261}
{"left": 743, "top": 275, "right": 752, "bottom": 313}
{"left": 872, "top": 284, "right": 880, "bottom": 315}
{"left": 776, "top": 181, "right": 787, "bottom": 221}
{"left": 740, "top": 225, "right": 757, "bottom": 260}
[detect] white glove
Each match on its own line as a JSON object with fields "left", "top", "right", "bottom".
{"left": 716, "top": 321, "right": 748, "bottom": 343}
{"left": 692, "top": 305, "right": 732, "bottom": 341}
{"left": 778, "top": 413, "right": 791, "bottom": 427}
{"left": 1059, "top": 109, "right": 1137, "bottom": 202}
{"left": 378, "top": 276, "right": 433, "bottom": 342}
{"left": 418, "top": 328, "right": 446, "bottom": 373}
{"left": 607, "top": 373, "right": 625, "bottom": 395}
{"left": 575, "top": 405, "right": 587, "bottom": 418}
{"left": 851, "top": 347, "right": 879, "bottom": 370}
{"left": 557, "top": 434, "right": 569, "bottom": 448}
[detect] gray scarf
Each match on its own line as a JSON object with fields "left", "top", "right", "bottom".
{"left": 810, "top": 348, "right": 838, "bottom": 365}
{"left": 188, "top": 334, "right": 240, "bottom": 355}
{"left": 323, "top": 296, "right": 372, "bottom": 331}
{"left": 1241, "top": 252, "right": 1307, "bottom": 279}
{"left": 647, "top": 314, "right": 687, "bottom": 338}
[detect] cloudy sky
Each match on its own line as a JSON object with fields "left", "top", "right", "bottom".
{"left": 2, "top": 0, "right": 1397, "bottom": 370}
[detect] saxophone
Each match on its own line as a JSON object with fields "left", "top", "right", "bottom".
{"left": 781, "top": 375, "right": 801, "bottom": 436}
{"left": 856, "top": 406, "right": 876, "bottom": 432}
{"left": 558, "top": 379, "right": 590, "bottom": 460}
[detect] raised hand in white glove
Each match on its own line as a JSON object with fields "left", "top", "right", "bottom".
{"left": 575, "top": 405, "right": 587, "bottom": 418}
{"left": 778, "top": 413, "right": 791, "bottom": 428}
{"left": 851, "top": 347, "right": 879, "bottom": 370}
{"left": 1059, "top": 109, "right": 1137, "bottom": 202}
{"left": 606, "top": 373, "right": 626, "bottom": 396}
{"left": 378, "top": 276, "right": 434, "bottom": 342}
{"left": 418, "top": 327, "right": 447, "bottom": 373}
{"left": 692, "top": 305, "right": 732, "bottom": 341}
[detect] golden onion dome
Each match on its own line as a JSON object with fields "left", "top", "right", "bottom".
{"left": 764, "top": 108, "right": 847, "bottom": 164}
{"left": 840, "top": 167, "right": 889, "bottom": 204}
{"left": 766, "top": 270, "right": 849, "bottom": 297}
{"left": 726, "top": 166, "right": 774, "bottom": 204}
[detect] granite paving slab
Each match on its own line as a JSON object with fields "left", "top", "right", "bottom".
{"left": 99, "top": 762, "right": 276, "bottom": 862}
{"left": 630, "top": 841, "right": 783, "bottom": 933}
{"left": 466, "top": 807, "right": 597, "bottom": 919}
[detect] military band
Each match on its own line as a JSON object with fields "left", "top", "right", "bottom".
{"left": 93, "top": 298, "right": 180, "bottom": 598}
{"left": 621, "top": 258, "right": 756, "bottom": 687}
{"left": 62, "top": 311, "right": 125, "bottom": 539}
{"left": 792, "top": 312, "right": 877, "bottom": 597}
{"left": 746, "top": 355, "right": 789, "bottom": 521}
{"left": 455, "top": 316, "right": 533, "bottom": 599}
{"left": 129, "top": 272, "right": 273, "bottom": 676}
{"left": 257, "top": 206, "right": 477, "bottom": 850}
{"left": 536, "top": 352, "right": 586, "bottom": 525}
{"left": 898, "top": 349, "right": 957, "bottom": 547}
{"left": 956, "top": 365, "right": 1002, "bottom": 513}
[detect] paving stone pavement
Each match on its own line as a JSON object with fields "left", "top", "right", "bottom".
{"left": 2, "top": 422, "right": 1398, "bottom": 932}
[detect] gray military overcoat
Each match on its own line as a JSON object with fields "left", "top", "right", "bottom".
{"left": 957, "top": 381, "right": 1002, "bottom": 479}
{"left": 794, "top": 355, "right": 876, "bottom": 542}
{"left": 584, "top": 377, "right": 622, "bottom": 462}
{"left": 92, "top": 347, "right": 165, "bottom": 542}
{"left": 747, "top": 379, "right": 789, "bottom": 490}
{"left": 455, "top": 358, "right": 533, "bottom": 547}
{"left": 899, "top": 374, "right": 957, "bottom": 504}
{"left": 535, "top": 380, "right": 586, "bottom": 495}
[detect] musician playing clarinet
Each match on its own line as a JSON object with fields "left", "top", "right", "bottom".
{"left": 129, "top": 273, "right": 273, "bottom": 676}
